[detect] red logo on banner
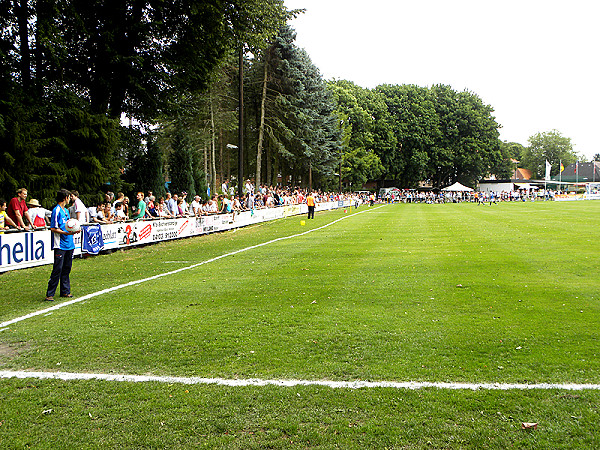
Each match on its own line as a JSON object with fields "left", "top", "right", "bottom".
{"left": 125, "top": 225, "right": 132, "bottom": 245}
{"left": 178, "top": 220, "right": 188, "bottom": 235}
{"left": 139, "top": 223, "right": 152, "bottom": 240}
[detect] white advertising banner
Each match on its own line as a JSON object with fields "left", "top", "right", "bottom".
{"left": 0, "top": 230, "right": 51, "bottom": 272}
{"left": 0, "top": 201, "right": 351, "bottom": 273}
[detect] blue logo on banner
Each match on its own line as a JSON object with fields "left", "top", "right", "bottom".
{"left": 0, "top": 233, "right": 46, "bottom": 266}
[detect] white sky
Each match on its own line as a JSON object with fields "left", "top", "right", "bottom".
{"left": 284, "top": 0, "right": 599, "bottom": 160}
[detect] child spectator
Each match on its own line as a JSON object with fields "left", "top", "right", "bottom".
{"left": 122, "top": 196, "right": 130, "bottom": 218}
{"left": 147, "top": 197, "right": 158, "bottom": 217}
{"left": 157, "top": 199, "right": 172, "bottom": 218}
{"left": 0, "top": 198, "right": 18, "bottom": 232}
{"left": 103, "top": 203, "right": 114, "bottom": 223}
{"left": 92, "top": 202, "right": 109, "bottom": 224}
{"left": 114, "top": 202, "right": 127, "bottom": 221}
{"left": 180, "top": 192, "right": 188, "bottom": 214}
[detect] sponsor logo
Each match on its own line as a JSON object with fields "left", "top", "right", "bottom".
{"left": 178, "top": 220, "right": 188, "bottom": 236}
{"left": 139, "top": 223, "right": 152, "bottom": 240}
{"left": 103, "top": 229, "right": 117, "bottom": 242}
{"left": 0, "top": 233, "right": 46, "bottom": 267}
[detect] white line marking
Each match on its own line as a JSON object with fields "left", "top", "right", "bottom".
{"left": 1, "top": 207, "right": 382, "bottom": 329}
{"left": 1, "top": 370, "right": 599, "bottom": 390}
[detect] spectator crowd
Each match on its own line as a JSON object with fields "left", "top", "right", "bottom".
{"left": 381, "top": 188, "right": 559, "bottom": 204}
{"left": 1, "top": 182, "right": 567, "bottom": 234}
{"left": 1, "top": 182, "right": 359, "bottom": 233}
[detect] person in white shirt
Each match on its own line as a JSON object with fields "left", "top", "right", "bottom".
{"left": 114, "top": 202, "right": 127, "bottom": 221}
{"left": 245, "top": 179, "right": 254, "bottom": 196}
{"left": 190, "top": 195, "right": 202, "bottom": 216}
{"left": 207, "top": 198, "right": 218, "bottom": 214}
{"left": 157, "top": 200, "right": 172, "bottom": 218}
{"left": 26, "top": 199, "right": 50, "bottom": 228}
{"left": 88, "top": 205, "right": 98, "bottom": 221}
{"left": 70, "top": 191, "right": 90, "bottom": 223}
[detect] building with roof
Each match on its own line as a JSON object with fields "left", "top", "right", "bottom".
{"left": 553, "top": 161, "right": 600, "bottom": 183}
{"left": 513, "top": 168, "right": 532, "bottom": 180}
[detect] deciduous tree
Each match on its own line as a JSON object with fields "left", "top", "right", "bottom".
{"left": 522, "top": 130, "right": 576, "bottom": 178}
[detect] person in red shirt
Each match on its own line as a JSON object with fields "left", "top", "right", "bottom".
{"left": 7, "top": 188, "right": 33, "bottom": 230}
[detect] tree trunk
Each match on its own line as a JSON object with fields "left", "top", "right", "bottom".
{"left": 16, "top": 0, "right": 31, "bottom": 90}
{"left": 256, "top": 57, "right": 268, "bottom": 186}
{"left": 237, "top": 46, "right": 244, "bottom": 198}
{"left": 271, "top": 155, "right": 278, "bottom": 187}
{"left": 227, "top": 144, "right": 231, "bottom": 182}
{"left": 203, "top": 143, "right": 208, "bottom": 190}
{"left": 210, "top": 91, "right": 217, "bottom": 196}
{"left": 219, "top": 128, "right": 223, "bottom": 188}
{"left": 266, "top": 143, "right": 271, "bottom": 186}
{"left": 34, "top": 0, "right": 47, "bottom": 98}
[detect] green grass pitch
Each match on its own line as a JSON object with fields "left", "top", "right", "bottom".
{"left": 1, "top": 201, "right": 599, "bottom": 448}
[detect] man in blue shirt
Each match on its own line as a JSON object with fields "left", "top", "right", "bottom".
{"left": 45, "top": 189, "right": 80, "bottom": 301}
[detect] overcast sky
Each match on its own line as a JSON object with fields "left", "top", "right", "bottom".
{"left": 284, "top": 0, "right": 599, "bottom": 160}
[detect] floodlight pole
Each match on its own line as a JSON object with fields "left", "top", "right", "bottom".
{"left": 339, "top": 159, "right": 342, "bottom": 193}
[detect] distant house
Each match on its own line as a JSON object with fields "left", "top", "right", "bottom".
{"left": 513, "top": 168, "right": 532, "bottom": 180}
{"left": 479, "top": 166, "right": 534, "bottom": 193}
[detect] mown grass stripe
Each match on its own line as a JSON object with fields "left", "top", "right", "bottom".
{"left": 0, "top": 206, "right": 382, "bottom": 329}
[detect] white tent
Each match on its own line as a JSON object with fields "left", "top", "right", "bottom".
{"left": 441, "top": 182, "right": 474, "bottom": 192}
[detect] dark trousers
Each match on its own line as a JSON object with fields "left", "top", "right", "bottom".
{"left": 307, "top": 205, "right": 315, "bottom": 219}
{"left": 46, "top": 249, "right": 74, "bottom": 297}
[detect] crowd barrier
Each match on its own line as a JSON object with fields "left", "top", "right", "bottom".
{"left": 555, "top": 193, "right": 600, "bottom": 201}
{"left": 0, "top": 200, "right": 351, "bottom": 273}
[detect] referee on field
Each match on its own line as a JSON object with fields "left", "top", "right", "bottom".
{"left": 307, "top": 191, "right": 316, "bottom": 219}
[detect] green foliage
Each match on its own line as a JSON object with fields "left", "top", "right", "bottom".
{"left": 168, "top": 128, "right": 196, "bottom": 196}
{"left": 376, "top": 84, "right": 437, "bottom": 187}
{"left": 367, "top": 84, "right": 504, "bottom": 188}
{"left": 121, "top": 129, "right": 166, "bottom": 200}
{"left": 0, "top": 0, "right": 289, "bottom": 205}
{"left": 328, "top": 80, "right": 385, "bottom": 189}
{"left": 0, "top": 94, "right": 47, "bottom": 202}
{"left": 192, "top": 151, "right": 208, "bottom": 200}
{"left": 501, "top": 141, "right": 526, "bottom": 162}
{"left": 248, "top": 25, "right": 342, "bottom": 188}
{"left": 522, "top": 130, "right": 577, "bottom": 178}
{"left": 45, "top": 101, "right": 121, "bottom": 206}
{"left": 342, "top": 147, "right": 385, "bottom": 188}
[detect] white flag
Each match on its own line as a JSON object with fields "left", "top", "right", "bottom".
{"left": 545, "top": 160, "right": 551, "bottom": 181}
